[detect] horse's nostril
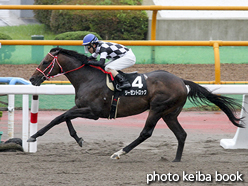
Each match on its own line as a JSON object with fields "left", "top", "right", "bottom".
{"left": 29, "top": 77, "right": 34, "bottom": 82}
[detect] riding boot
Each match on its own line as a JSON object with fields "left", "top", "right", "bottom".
{"left": 115, "top": 74, "right": 131, "bottom": 90}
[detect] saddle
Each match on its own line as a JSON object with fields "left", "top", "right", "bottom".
{"left": 106, "top": 71, "right": 148, "bottom": 119}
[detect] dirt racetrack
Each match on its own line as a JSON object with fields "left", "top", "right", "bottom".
{"left": 0, "top": 64, "right": 248, "bottom": 186}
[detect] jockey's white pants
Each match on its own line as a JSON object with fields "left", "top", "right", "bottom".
{"left": 104, "top": 49, "right": 136, "bottom": 71}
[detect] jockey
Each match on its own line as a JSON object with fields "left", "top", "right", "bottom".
{"left": 82, "top": 33, "right": 136, "bottom": 90}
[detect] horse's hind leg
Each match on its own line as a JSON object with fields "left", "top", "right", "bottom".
{"left": 162, "top": 114, "right": 187, "bottom": 162}
{"left": 111, "top": 110, "right": 161, "bottom": 159}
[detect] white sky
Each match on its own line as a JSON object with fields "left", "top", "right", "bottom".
{"left": 153, "top": 0, "right": 248, "bottom": 19}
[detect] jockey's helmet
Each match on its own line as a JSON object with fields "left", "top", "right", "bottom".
{"left": 82, "top": 34, "right": 99, "bottom": 53}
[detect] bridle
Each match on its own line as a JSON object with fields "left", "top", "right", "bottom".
{"left": 36, "top": 52, "right": 85, "bottom": 80}
{"left": 36, "top": 51, "right": 114, "bottom": 81}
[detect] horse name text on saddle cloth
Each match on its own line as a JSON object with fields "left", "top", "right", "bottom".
{"left": 124, "top": 89, "right": 147, "bottom": 96}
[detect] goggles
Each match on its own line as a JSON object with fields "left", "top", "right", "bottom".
{"left": 84, "top": 45, "right": 92, "bottom": 53}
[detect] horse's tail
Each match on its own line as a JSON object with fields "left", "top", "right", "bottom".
{"left": 183, "top": 79, "right": 244, "bottom": 128}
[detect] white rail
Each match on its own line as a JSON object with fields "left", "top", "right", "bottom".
{"left": 0, "top": 84, "right": 247, "bottom": 152}
{"left": 1, "top": 84, "right": 248, "bottom": 95}
{"left": 0, "top": 85, "right": 75, "bottom": 95}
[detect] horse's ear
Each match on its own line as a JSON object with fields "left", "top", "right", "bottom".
{"left": 50, "top": 47, "right": 61, "bottom": 55}
{"left": 52, "top": 49, "right": 61, "bottom": 56}
{"left": 55, "top": 50, "right": 60, "bottom": 55}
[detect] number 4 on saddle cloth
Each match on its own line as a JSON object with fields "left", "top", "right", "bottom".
{"left": 106, "top": 71, "right": 148, "bottom": 119}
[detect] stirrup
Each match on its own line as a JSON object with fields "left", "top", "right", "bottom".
{"left": 118, "top": 82, "right": 131, "bottom": 90}
{"left": 115, "top": 84, "right": 122, "bottom": 91}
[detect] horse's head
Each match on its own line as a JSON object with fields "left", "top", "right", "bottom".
{"left": 30, "top": 47, "right": 88, "bottom": 86}
{"left": 29, "top": 48, "right": 62, "bottom": 86}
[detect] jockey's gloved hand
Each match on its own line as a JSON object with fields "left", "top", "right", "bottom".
{"left": 88, "top": 56, "right": 97, "bottom": 60}
{"left": 87, "top": 59, "right": 105, "bottom": 69}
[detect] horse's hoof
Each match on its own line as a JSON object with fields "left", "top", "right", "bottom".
{"left": 110, "top": 149, "right": 126, "bottom": 159}
{"left": 27, "top": 137, "right": 36, "bottom": 142}
{"left": 110, "top": 153, "right": 120, "bottom": 159}
{"left": 77, "top": 138, "right": 84, "bottom": 147}
{"left": 172, "top": 159, "right": 181, "bottom": 162}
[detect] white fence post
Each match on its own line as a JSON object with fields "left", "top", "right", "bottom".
{"left": 220, "top": 94, "right": 248, "bottom": 149}
{"left": 7, "top": 94, "right": 15, "bottom": 139}
{"left": 29, "top": 95, "right": 39, "bottom": 153}
{"left": 22, "top": 94, "right": 29, "bottom": 152}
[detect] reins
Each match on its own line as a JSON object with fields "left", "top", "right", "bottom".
{"left": 89, "top": 65, "right": 114, "bottom": 81}
{"left": 36, "top": 52, "right": 114, "bottom": 81}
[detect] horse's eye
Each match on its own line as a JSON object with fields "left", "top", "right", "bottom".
{"left": 43, "top": 61, "right": 49, "bottom": 65}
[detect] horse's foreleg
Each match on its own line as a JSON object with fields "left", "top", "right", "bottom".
{"left": 27, "top": 106, "right": 98, "bottom": 144}
{"left": 64, "top": 107, "right": 98, "bottom": 146}
{"left": 27, "top": 112, "right": 67, "bottom": 142}
{"left": 66, "top": 119, "right": 83, "bottom": 147}
{"left": 162, "top": 115, "right": 187, "bottom": 162}
{"left": 111, "top": 111, "right": 161, "bottom": 159}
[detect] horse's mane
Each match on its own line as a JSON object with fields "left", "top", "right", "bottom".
{"left": 50, "top": 47, "right": 88, "bottom": 63}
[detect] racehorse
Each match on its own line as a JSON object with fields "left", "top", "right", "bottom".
{"left": 28, "top": 47, "right": 244, "bottom": 162}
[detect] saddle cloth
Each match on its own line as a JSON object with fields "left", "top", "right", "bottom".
{"left": 106, "top": 71, "right": 148, "bottom": 96}
{"left": 107, "top": 71, "right": 148, "bottom": 119}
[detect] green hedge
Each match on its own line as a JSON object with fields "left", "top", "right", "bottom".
{"left": 54, "top": 31, "right": 102, "bottom": 40}
{"left": 0, "top": 33, "right": 12, "bottom": 40}
{"left": 0, "top": 33, "right": 15, "bottom": 60}
{"left": 34, "top": 0, "right": 148, "bottom": 40}
{"left": 34, "top": 0, "right": 70, "bottom": 26}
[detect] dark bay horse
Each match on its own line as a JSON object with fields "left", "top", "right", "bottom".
{"left": 28, "top": 47, "right": 244, "bottom": 162}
